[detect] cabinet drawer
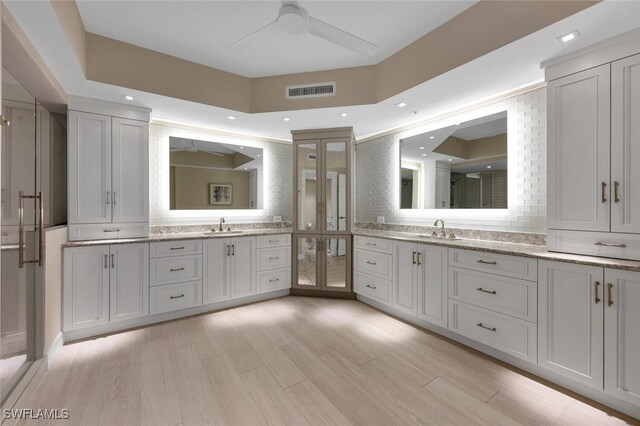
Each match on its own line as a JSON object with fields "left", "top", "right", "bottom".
{"left": 354, "top": 236, "right": 392, "bottom": 254}
{"left": 257, "top": 268, "right": 291, "bottom": 293}
{"left": 448, "top": 300, "right": 537, "bottom": 363}
{"left": 354, "top": 249, "right": 392, "bottom": 279}
{"left": 256, "top": 234, "right": 291, "bottom": 249}
{"left": 354, "top": 271, "right": 391, "bottom": 304}
{"left": 68, "top": 223, "right": 149, "bottom": 241}
{"left": 150, "top": 281, "right": 202, "bottom": 314}
{"left": 257, "top": 247, "right": 291, "bottom": 271}
{"left": 449, "top": 249, "right": 537, "bottom": 281}
{"left": 448, "top": 268, "right": 537, "bottom": 322}
{"left": 547, "top": 229, "right": 640, "bottom": 261}
{"left": 151, "top": 240, "right": 202, "bottom": 258}
{"left": 150, "top": 255, "right": 202, "bottom": 286}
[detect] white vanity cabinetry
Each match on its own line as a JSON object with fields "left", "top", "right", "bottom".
{"left": 256, "top": 234, "right": 291, "bottom": 294}
{"left": 63, "top": 243, "right": 149, "bottom": 331}
{"left": 67, "top": 97, "right": 150, "bottom": 241}
{"left": 353, "top": 236, "right": 393, "bottom": 305}
{"left": 546, "top": 34, "right": 640, "bottom": 260}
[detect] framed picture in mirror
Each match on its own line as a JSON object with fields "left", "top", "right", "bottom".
{"left": 209, "top": 184, "right": 232, "bottom": 205}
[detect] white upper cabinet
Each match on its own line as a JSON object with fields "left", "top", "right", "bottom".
{"left": 547, "top": 64, "right": 611, "bottom": 232}
{"left": 604, "top": 268, "right": 640, "bottom": 406}
{"left": 611, "top": 53, "right": 640, "bottom": 233}
{"left": 111, "top": 118, "right": 149, "bottom": 223}
{"left": 68, "top": 111, "right": 112, "bottom": 224}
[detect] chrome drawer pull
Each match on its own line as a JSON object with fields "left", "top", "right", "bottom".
{"left": 477, "top": 260, "right": 497, "bottom": 265}
{"left": 170, "top": 294, "right": 185, "bottom": 299}
{"left": 170, "top": 267, "right": 185, "bottom": 272}
{"left": 104, "top": 254, "right": 108, "bottom": 269}
{"left": 476, "top": 323, "right": 496, "bottom": 332}
{"left": 269, "top": 278, "right": 280, "bottom": 283}
{"left": 365, "top": 284, "right": 377, "bottom": 290}
{"left": 268, "top": 239, "right": 279, "bottom": 243}
{"left": 365, "top": 261, "right": 377, "bottom": 265}
{"left": 595, "top": 242, "right": 627, "bottom": 248}
{"left": 476, "top": 287, "right": 497, "bottom": 295}
{"left": 103, "top": 229, "right": 121, "bottom": 233}
{"left": 269, "top": 256, "right": 280, "bottom": 260}
{"left": 170, "top": 246, "right": 185, "bottom": 250}
{"left": 365, "top": 242, "right": 377, "bottom": 246}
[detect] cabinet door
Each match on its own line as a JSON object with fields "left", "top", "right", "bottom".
{"left": 230, "top": 237, "right": 256, "bottom": 298}
{"left": 68, "top": 111, "right": 112, "bottom": 224}
{"left": 393, "top": 241, "right": 418, "bottom": 315}
{"left": 203, "top": 238, "right": 231, "bottom": 304}
{"left": 417, "top": 244, "right": 447, "bottom": 327}
{"left": 323, "top": 139, "right": 350, "bottom": 233}
{"left": 547, "top": 65, "right": 611, "bottom": 232}
{"left": 604, "top": 269, "right": 640, "bottom": 406}
{"left": 294, "top": 141, "right": 322, "bottom": 233}
{"left": 112, "top": 118, "right": 148, "bottom": 223}
{"left": 63, "top": 245, "right": 110, "bottom": 331}
{"left": 293, "top": 235, "right": 321, "bottom": 290}
{"left": 612, "top": 54, "right": 640, "bottom": 233}
{"left": 538, "top": 261, "right": 604, "bottom": 389}
{"left": 110, "top": 243, "right": 149, "bottom": 322}
{"left": 323, "top": 236, "right": 351, "bottom": 292}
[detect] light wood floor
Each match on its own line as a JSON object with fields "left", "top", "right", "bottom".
{"left": 12, "top": 296, "right": 639, "bottom": 425}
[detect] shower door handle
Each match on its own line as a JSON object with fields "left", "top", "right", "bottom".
{"left": 18, "top": 191, "right": 44, "bottom": 268}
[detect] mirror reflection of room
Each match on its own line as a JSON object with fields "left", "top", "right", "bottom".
{"left": 169, "top": 137, "right": 262, "bottom": 210}
{"left": 400, "top": 111, "right": 508, "bottom": 209}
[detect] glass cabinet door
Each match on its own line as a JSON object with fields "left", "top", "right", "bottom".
{"left": 322, "top": 236, "right": 351, "bottom": 291}
{"left": 323, "top": 140, "right": 349, "bottom": 233}
{"left": 295, "top": 142, "right": 320, "bottom": 233}
{"left": 294, "top": 236, "right": 321, "bottom": 289}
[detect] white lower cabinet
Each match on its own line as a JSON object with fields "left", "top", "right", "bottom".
{"left": 203, "top": 238, "right": 230, "bottom": 304}
{"left": 256, "top": 234, "right": 292, "bottom": 294}
{"left": 393, "top": 241, "right": 419, "bottom": 315}
{"left": 150, "top": 280, "right": 201, "bottom": 314}
{"left": 110, "top": 243, "right": 149, "bottom": 322}
{"left": 203, "top": 237, "right": 257, "bottom": 303}
{"left": 230, "top": 237, "right": 256, "bottom": 298}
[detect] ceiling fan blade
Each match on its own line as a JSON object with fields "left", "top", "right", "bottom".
{"left": 308, "top": 16, "right": 379, "bottom": 56}
{"left": 228, "top": 20, "right": 280, "bottom": 49}
{"left": 201, "top": 151, "right": 225, "bottom": 157}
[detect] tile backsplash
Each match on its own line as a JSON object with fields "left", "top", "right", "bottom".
{"left": 149, "top": 123, "right": 293, "bottom": 225}
{"left": 355, "top": 87, "right": 547, "bottom": 233}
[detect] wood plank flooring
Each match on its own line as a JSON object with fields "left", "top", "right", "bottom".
{"left": 12, "top": 296, "right": 639, "bottom": 425}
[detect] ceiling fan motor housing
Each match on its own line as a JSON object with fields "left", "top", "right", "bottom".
{"left": 277, "top": 4, "right": 310, "bottom": 35}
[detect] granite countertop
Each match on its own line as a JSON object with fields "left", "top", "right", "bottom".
{"left": 353, "top": 229, "right": 640, "bottom": 272}
{"left": 62, "top": 228, "right": 293, "bottom": 248}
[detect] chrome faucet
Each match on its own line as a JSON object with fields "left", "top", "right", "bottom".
{"left": 219, "top": 217, "right": 226, "bottom": 232}
{"left": 434, "top": 219, "right": 446, "bottom": 237}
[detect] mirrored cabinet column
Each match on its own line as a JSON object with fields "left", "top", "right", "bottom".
{"left": 292, "top": 128, "right": 354, "bottom": 294}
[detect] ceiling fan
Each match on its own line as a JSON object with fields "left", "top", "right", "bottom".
{"left": 228, "top": 1, "right": 380, "bottom": 56}
{"left": 170, "top": 140, "right": 224, "bottom": 156}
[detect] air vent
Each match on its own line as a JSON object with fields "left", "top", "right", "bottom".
{"left": 286, "top": 82, "right": 336, "bottom": 99}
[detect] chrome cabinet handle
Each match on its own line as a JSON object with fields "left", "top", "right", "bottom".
{"left": 170, "top": 246, "right": 185, "bottom": 250}
{"left": 602, "top": 182, "right": 607, "bottom": 203}
{"left": 417, "top": 252, "right": 422, "bottom": 266}
{"left": 170, "top": 294, "right": 185, "bottom": 299}
{"left": 365, "top": 242, "right": 377, "bottom": 246}
{"left": 614, "top": 181, "right": 620, "bottom": 203}
{"left": 477, "top": 260, "right": 497, "bottom": 265}
{"left": 269, "top": 256, "right": 280, "bottom": 260}
{"left": 269, "top": 278, "right": 280, "bottom": 283}
{"left": 111, "top": 254, "right": 115, "bottom": 268}
{"left": 268, "top": 239, "right": 279, "bottom": 243}
{"left": 595, "top": 281, "right": 601, "bottom": 304}
{"left": 227, "top": 245, "right": 230, "bottom": 256}
{"left": 365, "top": 284, "right": 377, "bottom": 290}
{"left": 476, "top": 287, "right": 497, "bottom": 295}
{"left": 104, "top": 254, "right": 108, "bottom": 269}
{"left": 476, "top": 323, "right": 497, "bottom": 332}
{"left": 608, "top": 283, "right": 613, "bottom": 307}
{"left": 113, "top": 191, "right": 117, "bottom": 205}
{"left": 412, "top": 251, "right": 417, "bottom": 265}
{"left": 170, "top": 267, "right": 185, "bottom": 272}
{"left": 103, "top": 229, "right": 121, "bottom": 233}
{"left": 595, "top": 242, "right": 627, "bottom": 248}
{"left": 106, "top": 191, "right": 110, "bottom": 205}
{"left": 232, "top": 244, "right": 235, "bottom": 256}
{"left": 366, "top": 260, "right": 377, "bottom": 265}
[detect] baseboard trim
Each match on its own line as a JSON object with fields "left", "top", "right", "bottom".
{"left": 63, "top": 289, "right": 290, "bottom": 342}
{"left": 290, "top": 289, "right": 356, "bottom": 299}
{"left": 357, "top": 295, "right": 640, "bottom": 421}
{"left": 46, "top": 332, "right": 64, "bottom": 369}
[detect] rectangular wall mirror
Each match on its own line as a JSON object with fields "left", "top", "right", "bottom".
{"left": 169, "top": 137, "right": 262, "bottom": 210}
{"left": 400, "top": 111, "right": 507, "bottom": 209}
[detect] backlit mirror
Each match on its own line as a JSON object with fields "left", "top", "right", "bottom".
{"left": 400, "top": 111, "right": 507, "bottom": 209}
{"left": 169, "top": 137, "right": 262, "bottom": 210}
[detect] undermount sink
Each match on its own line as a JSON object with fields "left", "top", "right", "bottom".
{"left": 416, "top": 234, "right": 461, "bottom": 241}
{"left": 202, "top": 230, "right": 244, "bottom": 236}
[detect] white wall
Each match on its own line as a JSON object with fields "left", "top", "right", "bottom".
{"left": 355, "top": 87, "right": 546, "bottom": 233}
{"left": 149, "top": 123, "right": 293, "bottom": 225}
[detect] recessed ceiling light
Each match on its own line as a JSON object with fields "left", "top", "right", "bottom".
{"left": 124, "top": 95, "right": 135, "bottom": 101}
{"left": 396, "top": 102, "right": 407, "bottom": 108}
{"left": 239, "top": 146, "right": 244, "bottom": 149}
{"left": 244, "top": 167, "right": 248, "bottom": 170}
{"left": 558, "top": 30, "right": 580, "bottom": 43}
{"left": 448, "top": 159, "right": 453, "bottom": 162}
{"left": 419, "top": 147, "right": 425, "bottom": 150}
{"left": 227, "top": 115, "right": 236, "bottom": 120}
{"left": 340, "top": 113, "right": 348, "bottom": 117}
{"left": 283, "top": 117, "right": 290, "bottom": 121}
{"left": 487, "top": 165, "right": 492, "bottom": 169}
{"left": 257, "top": 154, "right": 261, "bottom": 157}
{"left": 421, "top": 154, "right": 427, "bottom": 157}
{"left": 429, "top": 136, "right": 435, "bottom": 140}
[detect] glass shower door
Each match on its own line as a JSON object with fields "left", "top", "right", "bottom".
{"left": 1, "top": 68, "right": 38, "bottom": 404}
